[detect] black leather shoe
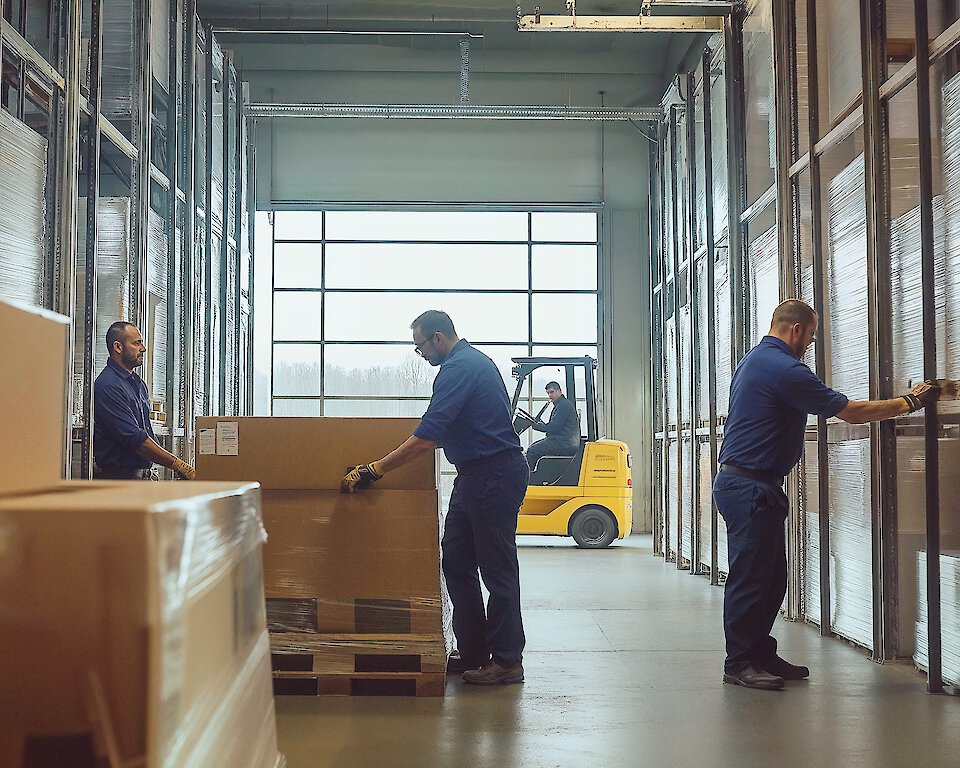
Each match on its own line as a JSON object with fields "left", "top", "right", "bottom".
{"left": 723, "top": 665, "right": 785, "bottom": 690}
{"left": 759, "top": 655, "right": 810, "bottom": 680}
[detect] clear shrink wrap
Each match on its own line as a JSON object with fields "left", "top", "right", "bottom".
{"left": 748, "top": 224, "right": 780, "bottom": 347}
{"left": 680, "top": 436, "right": 693, "bottom": 563}
{"left": 0, "top": 110, "right": 46, "bottom": 307}
{"left": 827, "top": 439, "right": 874, "bottom": 649}
{"left": 827, "top": 154, "right": 870, "bottom": 401}
{"left": 915, "top": 551, "right": 960, "bottom": 687}
{"left": 715, "top": 256, "right": 733, "bottom": 416}
{"left": 666, "top": 438, "right": 679, "bottom": 560}
{"left": 195, "top": 417, "right": 452, "bottom": 691}
{"left": 802, "top": 440, "right": 821, "bottom": 625}
{"left": 939, "top": 73, "right": 960, "bottom": 379}
{"left": 0, "top": 482, "right": 284, "bottom": 768}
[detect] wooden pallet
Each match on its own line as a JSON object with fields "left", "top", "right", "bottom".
{"left": 273, "top": 671, "right": 446, "bottom": 697}
{"left": 270, "top": 638, "right": 447, "bottom": 675}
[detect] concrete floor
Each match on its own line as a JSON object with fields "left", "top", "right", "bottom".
{"left": 275, "top": 535, "right": 960, "bottom": 768}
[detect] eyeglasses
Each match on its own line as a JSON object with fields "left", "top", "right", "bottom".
{"left": 414, "top": 333, "right": 438, "bottom": 357}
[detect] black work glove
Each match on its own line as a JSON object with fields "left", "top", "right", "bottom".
{"left": 340, "top": 461, "right": 384, "bottom": 493}
{"left": 902, "top": 380, "right": 941, "bottom": 413}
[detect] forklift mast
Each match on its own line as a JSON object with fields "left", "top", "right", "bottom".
{"left": 509, "top": 356, "right": 599, "bottom": 442}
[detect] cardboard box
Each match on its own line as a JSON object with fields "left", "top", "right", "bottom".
{"left": 261, "top": 489, "right": 441, "bottom": 600}
{"left": 195, "top": 417, "right": 437, "bottom": 490}
{"left": 0, "top": 481, "right": 283, "bottom": 768}
{"left": 0, "top": 299, "right": 70, "bottom": 494}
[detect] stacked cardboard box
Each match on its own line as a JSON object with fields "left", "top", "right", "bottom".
{"left": 0, "top": 298, "right": 283, "bottom": 767}
{"left": 196, "top": 416, "right": 451, "bottom": 697}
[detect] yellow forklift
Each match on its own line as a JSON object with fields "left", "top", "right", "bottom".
{"left": 511, "top": 356, "right": 633, "bottom": 548}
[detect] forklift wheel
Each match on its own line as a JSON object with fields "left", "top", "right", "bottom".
{"left": 570, "top": 506, "right": 617, "bottom": 548}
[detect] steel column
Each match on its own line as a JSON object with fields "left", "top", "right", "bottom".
{"left": 804, "top": 0, "right": 833, "bottom": 637}
{"left": 218, "top": 61, "right": 231, "bottom": 414}
{"left": 203, "top": 26, "right": 214, "bottom": 415}
{"left": 860, "top": 0, "right": 898, "bottom": 661}
{"left": 723, "top": 7, "right": 747, "bottom": 365}
{"left": 163, "top": 0, "right": 180, "bottom": 456}
{"left": 54, "top": 0, "right": 82, "bottom": 476}
{"left": 669, "top": 104, "right": 685, "bottom": 567}
{"left": 685, "top": 69, "right": 702, "bottom": 575}
{"left": 131, "top": 0, "right": 153, "bottom": 330}
{"left": 914, "top": 0, "right": 948, "bottom": 694}
{"left": 79, "top": 0, "right": 104, "bottom": 479}
{"left": 651, "top": 122, "right": 666, "bottom": 556}
{"left": 181, "top": 5, "right": 198, "bottom": 458}
{"left": 702, "top": 45, "right": 720, "bottom": 585}
{"left": 772, "top": 0, "right": 800, "bottom": 619}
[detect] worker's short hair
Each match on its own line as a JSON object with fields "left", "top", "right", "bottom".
{"left": 410, "top": 310, "right": 456, "bottom": 339}
{"left": 545, "top": 381, "right": 561, "bottom": 392}
{"left": 106, "top": 321, "right": 136, "bottom": 351}
{"left": 770, "top": 299, "right": 817, "bottom": 330}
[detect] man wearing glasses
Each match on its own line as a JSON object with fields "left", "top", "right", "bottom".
{"left": 714, "top": 299, "right": 940, "bottom": 691}
{"left": 341, "top": 309, "right": 529, "bottom": 686}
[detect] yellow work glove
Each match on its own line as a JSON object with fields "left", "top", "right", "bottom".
{"left": 340, "top": 461, "right": 383, "bottom": 493}
{"left": 902, "top": 380, "right": 941, "bottom": 413}
{"left": 172, "top": 457, "right": 196, "bottom": 480}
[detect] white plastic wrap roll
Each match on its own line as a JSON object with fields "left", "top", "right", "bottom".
{"left": 915, "top": 550, "right": 960, "bottom": 687}
{"left": 680, "top": 437, "right": 693, "bottom": 563}
{"left": 939, "top": 73, "right": 960, "bottom": 380}
{"left": 748, "top": 224, "right": 780, "bottom": 347}
{"left": 715, "top": 256, "right": 732, "bottom": 416}
{"left": 666, "top": 439, "right": 679, "bottom": 560}
{"left": 803, "top": 440, "right": 821, "bottom": 625}
{"left": 827, "top": 154, "right": 870, "bottom": 401}
{"left": 0, "top": 111, "right": 46, "bottom": 307}
{"left": 828, "top": 439, "right": 874, "bottom": 649}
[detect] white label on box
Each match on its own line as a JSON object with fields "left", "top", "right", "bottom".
{"left": 198, "top": 428, "right": 216, "bottom": 455}
{"left": 216, "top": 421, "right": 240, "bottom": 456}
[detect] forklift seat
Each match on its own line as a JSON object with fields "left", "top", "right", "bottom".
{"left": 529, "top": 438, "right": 587, "bottom": 486}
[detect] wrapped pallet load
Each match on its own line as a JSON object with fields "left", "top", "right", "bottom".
{"left": 196, "top": 416, "right": 453, "bottom": 697}
{"left": 0, "top": 298, "right": 283, "bottom": 768}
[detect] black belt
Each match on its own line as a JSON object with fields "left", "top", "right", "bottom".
{"left": 720, "top": 464, "right": 783, "bottom": 488}
{"left": 94, "top": 466, "right": 155, "bottom": 481}
{"left": 456, "top": 449, "right": 522, "bottom": 473}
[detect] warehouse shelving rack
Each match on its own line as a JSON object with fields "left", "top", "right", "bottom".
{"left": 649, "top": 0, "right": 960, "bottom": 695}
{"left": 0, "top": 0, "right": 253, "bottom": 478}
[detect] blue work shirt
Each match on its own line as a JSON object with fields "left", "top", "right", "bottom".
{"left": 718, "top": 336, "right": 848, "bottom": 478}
{"left": 414, "top": 339, "right": 522, "bottom": 467}
{"left": 93, "top": 358, "right": 156, "bottom": 469}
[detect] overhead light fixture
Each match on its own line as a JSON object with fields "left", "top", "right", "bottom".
{"left": 516, "top": 0, "right": 725, "bottom": 32}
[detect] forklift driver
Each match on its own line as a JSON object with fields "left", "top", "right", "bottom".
{"left": 525, "top": 382, "right": 580, "bottom": 471}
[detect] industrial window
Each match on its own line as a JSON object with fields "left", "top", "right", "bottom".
{"left": 254, "top": 208, "right": 601, "bottom": 499}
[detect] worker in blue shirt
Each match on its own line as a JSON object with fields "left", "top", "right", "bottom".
{"left": 525, "top": 381, "right": 580, "bottom": 471}
{"left": 715, "top": 299, "right": 939, "bottom": 691}
{"left": 93, "top": 321, "right": 195, "bottom": 480}
{"left": 341, "top": 310, "right": 528, "bottom": 686}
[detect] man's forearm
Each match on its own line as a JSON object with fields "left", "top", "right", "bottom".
{"left": 378, "top": 435, "right": 437, "bottom": 474}
{"left": 135, "top": 437, "right": 179, "bottom": 468}
{"left": 836, "top": 398, "right": 910, "bottom": 424}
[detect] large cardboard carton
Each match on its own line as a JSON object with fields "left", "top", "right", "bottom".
{"left": 195, "top": 417, "right": 436, "bottom": 490}
{"left": 0, "top": 481, "right": 283, "bottom": 768}
{"left": 261, "top": 489, "right": 442, "bottom": 599}
{"left": 0, "top": 299, "right": 70, "bottom": 493}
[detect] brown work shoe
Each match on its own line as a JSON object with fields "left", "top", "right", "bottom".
{"left": 462, "top": 661, "right": 524, "bottom": 686}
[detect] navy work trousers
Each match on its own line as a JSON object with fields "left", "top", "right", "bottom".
{"left": 712, "top": 471, "right": 789, "bottom": 674}
{"left": 442, "top": 449, "right": 529, "bottom": 669}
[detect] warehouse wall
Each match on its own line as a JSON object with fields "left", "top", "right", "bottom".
{"left": 229, "top": 40, "right": 657, "bottom": 530}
